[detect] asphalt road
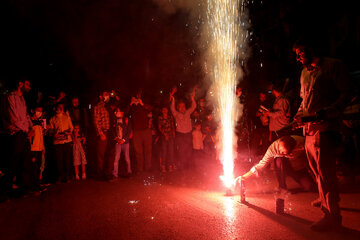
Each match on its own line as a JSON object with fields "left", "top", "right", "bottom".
{"left": 1, "top": 166, "right": 360, "bottom": 240}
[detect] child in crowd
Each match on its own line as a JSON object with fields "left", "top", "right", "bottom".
{"left": 203, "top": 113, "right": 216, "bottom": 161}
{"left": 29, "top": 106, "right": 46, "bottom": 192}
{"left": 72, "top": 125, "right": 87, "bottom": 180}
{"left": 113, "top": 107, "right": 132, "bottom": 177}
{"left": 158, "top": 107, "right": 175, "bottom": 173}
{"left": 192, "top": 122, "right": 205, "bottom": 168}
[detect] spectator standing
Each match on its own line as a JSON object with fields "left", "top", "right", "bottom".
{"left": 202, "top": 112, "right": 217, "bottom": 161}
{"left": 251, "top": 92, "right": 272, "bottom": 156}
{"left": 197, "top": 98, "right": 208, "bottom": 123}
{"left": 68, "top": 96, "right": 89, "bottom": 135}
{"left": 263, "top": 84, "right": 291, "bottom": 142}
{"left": 192, "top": 122, "right": 205, "bottom": 168}
{"left": 129, "top": 90, "right": 152, "bottom": 173}
{"left": 170, "top": 87, "right": 197, "bottom": 170}
{"left": 48, "top": 104, "right": 73, "bottom": 183}
{"left": 158, "top": 107, "right": 175, "bottom": 172}
{"left": 293, "top": 36, "right": 351, "bottom": 231}
{"left": 113, "top": 107, "right": 132, "bottom": 177}
{"left": 93, "top": 90, "right": 113, "bottom": 180}
{"left": 29, "top": 106, "right": 46, "bottom": 193}
{"left": 72, "top": 125, "right": 87, "bottom": 180}
{"left": 3, "top": 79, "right": 33, "bottom": 195}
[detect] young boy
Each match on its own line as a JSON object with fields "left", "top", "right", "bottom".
{"left": 29, "top": 106, "right": 46, "bottom": 193}
{"left": 72, "top": 125, "right": 87, "bottom": 180}
{"left": 113, "top": 107, "right": 132, "bottom": 177}
{"left": 192, "top": 122, "right": 205, "bottom": 168}
{"left": 202, "top": 113, "right": 216, "bottom": 162}
{"left": 158, "top": 107, "right": 175, "bottom": 172}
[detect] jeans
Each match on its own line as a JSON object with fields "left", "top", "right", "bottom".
{"left": 54, "top": 142, "right": 72, "bottom": 182}
{"left": 96, "top": 133, "right": 114, "bottom": 179}
{"left": 175, "top": 132, "right": 192, "bottom": 170}
{"left": 133, "top": 129, "right": 152, "bottom": 172}
{"left": 305, "top": 131, "right": 342, "bottom": 217}
{"left": 274, "top": 157, "right": 314, "bottom": 191}
{"left": 160, "top": 137, "right": 175, "bottom": 168}
{"left": 113, "top": 143, "right": 131, "bottom": 177}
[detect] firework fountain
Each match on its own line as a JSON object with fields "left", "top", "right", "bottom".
{"left": 205, "top": 0, "right": 247, "bottom": 190}
{"left": 152, "top": 0, "right": 249, "bottom": 191}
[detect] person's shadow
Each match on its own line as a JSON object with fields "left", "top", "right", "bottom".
{"left": 241, "top": 201, "right": 360, "bottom": 240}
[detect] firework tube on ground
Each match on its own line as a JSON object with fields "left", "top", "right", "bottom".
{"left": 239, "top": 176, "right": 246, "bottom": 203}
{"left": 276, "top": 198, "right": 285, "bottom": 214}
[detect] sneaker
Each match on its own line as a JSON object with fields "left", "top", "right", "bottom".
{"left": 24, "top": 190, "right": 41, "bottom": 198}
{"left": 310, "top": 215, "right": 342, "bottom": 232}
{"left": 107, "top": 177, "right": 117, "bottom": 182}
{"left": 75, "top": 175, "right": 80, "bottom": 181}
{"left": 82, "top": 174, "right": 86, "bottom": 180}
{"left": 40, "top": 182, "right": 51, "bottom": 187}
{"left": 311, "top": 198, "right": 321, "bottom": 208}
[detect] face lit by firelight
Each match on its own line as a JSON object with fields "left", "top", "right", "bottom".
{"left": 177, "top": 102, "right": 186, "bottom": 114}
{"left": 161, "top": 107, "right": 168, "bottom": 116}
{"left": 278, "top": 142, "right": 290, "bottom": 155}
{"left": 294, "top": 46, "right": 310, "bottom": 66}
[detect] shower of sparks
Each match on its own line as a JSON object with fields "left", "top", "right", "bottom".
{"left": 206, "top": 0, "right": 243, "bottom": 188}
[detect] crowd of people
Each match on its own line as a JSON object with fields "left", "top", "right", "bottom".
{"left": 0, "top": 80, "right": 220, "bottom": 199}
{"left": 0, "top": 36, "right": 359, "bottom": 232}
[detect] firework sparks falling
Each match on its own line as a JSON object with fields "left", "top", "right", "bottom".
{"left": 206, "top": 0, "right": 245, "bottom": 188}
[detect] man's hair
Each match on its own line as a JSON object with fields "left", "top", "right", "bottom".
{"left": 177, "top": 100, "right": 186, "bottom": 106}
{"left": 194, "top": 122, "right": 202, "bottom": 127}
{"left": 56, "top": 103, "right": 64, "bottom": 109}
{"left": 292, "top": 34, "right": 324, "bottom": 56}
{"left": 278, "top": 136, "right": 296, "bottom": 153}
{"left": 272, "top": 82, "right": 283, "bottom": 93}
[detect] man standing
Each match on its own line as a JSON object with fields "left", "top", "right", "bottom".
{"left": 48, "top": 104, "right": 73, "bottom": 183}
{"left": 93, "top": 90, "right": 112, "bottom": 180}
{"left": 3, "top": 79, "right": 33, "bottom": 195}
{"left": 293, "top": 36, "right": 351, "bottom": 231}
{"left": 129, "top": 89, "right": 152, "bottom": 173}
{"left": 170, "top": 87, "right": 197, "bottom": 170}
{"left": 68, "top": 96, "right": 89, "bottom": 135}
{"left": 252, "top": 91, "right": 272, "bottom": 155}
{"left": 263, "top": 84, "right": 291, "bottom": 142}
{"left": 158, "top": 106, "right": 176, "bottom": 172}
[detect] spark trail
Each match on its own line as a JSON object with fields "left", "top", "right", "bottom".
{"left": 206, "top": 0, "right": 243, "bottom": 188}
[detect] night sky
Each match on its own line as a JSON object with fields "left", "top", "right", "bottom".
{"left": 0, "top": 0, "right": 358, "bottom": 104}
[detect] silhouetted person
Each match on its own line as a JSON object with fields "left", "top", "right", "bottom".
{"left": 129, "top": 89, "right": 152, "bottom": 173}
{"left": 3, "top": 79, "right": 33, "bottom": 196}
{"left": 48, "top": 104, "right": 73, "bottom": 183}
{"left": 263, "top": 84, "right": 291, "bottom": 142}
{"left": 93, "top": 90, "right": 113, "bottom": 180}
{"left": 293, "top": 36, "right": 352, "bottom": 231}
